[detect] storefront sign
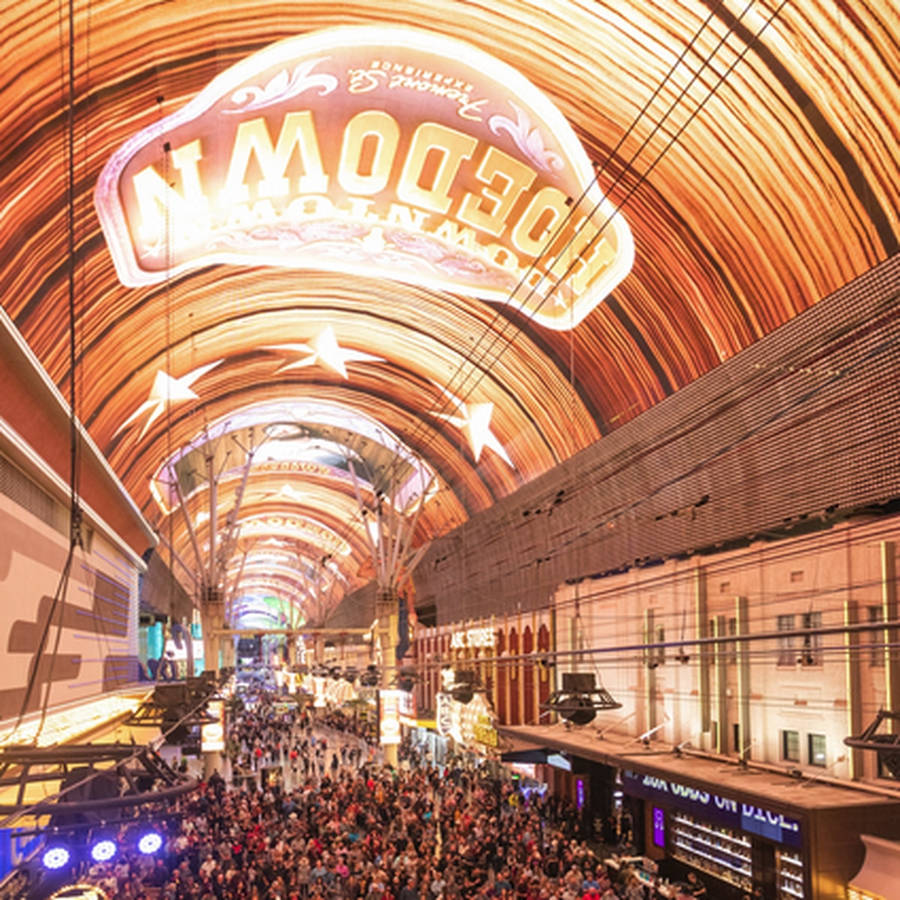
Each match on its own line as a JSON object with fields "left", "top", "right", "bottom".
{"left": 436, "top": 691, "right": 498, "bottom": 750}
{"left": 201, "top": 699, "right": 225, "bottom": 752}
{"left": 652, "top": 806, "right": 665, "bottom": 848}
{"left": 379, "top": 689, "right": 402, "bottom": 745}
{"left": 622, "top": 770, "right": 802, "bottom": 848}
{"left": 397, "top": 689, "right": 417, "bottom": 726}
{"left": 449, "top": 626, "right": 496, "bottom": 649}
{"left": 49, "top": 886, "right": 110, "bottom": 900}
{"left": 96, "top": 26, "right": 632, "bottom": 330}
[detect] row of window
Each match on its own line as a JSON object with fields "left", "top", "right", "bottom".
{"left": 776, "top": 608, "right": 887, "bottom": 666}
{"left": 780, "top": 729, "right": 826, "bottom": 766}
{"left": 644, "top": 609, "right": 887, "bottom": 667}
{"left": 780, "top": 729, "right": 897, "bottom": 780}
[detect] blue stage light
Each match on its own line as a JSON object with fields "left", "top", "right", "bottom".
{"left": 137, "top": 831, "right": 162, "bottom": 854}
{"left": 41, "top": 845, "right": 71, "bottom": 870}
{"left": 90, "top": 838, "right": 117, "bottom": 862}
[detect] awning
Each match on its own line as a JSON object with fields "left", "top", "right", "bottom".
{"left": 500, "top": 748, "right": 550, "bottom": 764}
{"left": 848, "top": 834, "right": 900, "bottom": 900}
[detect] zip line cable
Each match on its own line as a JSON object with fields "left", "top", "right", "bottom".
{"left": 398, "top": 0, "right": 768, "bottom": 466}
{"left": 162, "top": 2, "right": 788, "bottom": 620}
{"left": 296, "top": 0, "right": 777, "bottom": 612}
{"left": 1, "top": 0, "right": 87, "bottom": 748}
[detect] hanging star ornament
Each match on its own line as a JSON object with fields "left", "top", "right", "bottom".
{"left": 269, "top": 326, "right": 383, "bottom": 379}
{"left": 114, "top": 360, "right": 223, "bottom": 441}
{"left": 430, "top": 384, "right": 514, "bottom": 467}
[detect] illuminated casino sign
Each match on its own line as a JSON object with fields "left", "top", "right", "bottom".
{"left": 49, "top": 886, "right": 110, "bottom": 900}
{"left": 96, "top": 26, "right": 633, "bottom": 329}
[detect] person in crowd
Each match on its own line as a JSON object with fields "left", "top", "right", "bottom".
{"left": 70, "top": 693, "right": 627, "bottom": 900}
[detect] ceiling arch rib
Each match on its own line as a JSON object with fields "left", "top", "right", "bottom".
{"left": 151, "top": 398, "right": 442, "bottom": 626}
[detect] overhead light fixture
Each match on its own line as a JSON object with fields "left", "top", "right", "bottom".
{"left": 90, "top": 837, "right": 117, "bottom": 863}
{"left": 41, "top": 844, "right": 71, "bottom": 871}
{"left": 540, "top": 672, "right": 621, "bottom": 726}
{"left": 137, "top": 831, "right": 163, "bottom": 855}
{"left": 845, "top": 709, "right": 900, "bottom": 778}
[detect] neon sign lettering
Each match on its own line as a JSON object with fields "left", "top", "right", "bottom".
{"left": 96, "top": 26, "right": 633, "bottom": 330}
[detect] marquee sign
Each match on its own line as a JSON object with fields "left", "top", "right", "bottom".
{"left": 95, "top": 26, "right": 633, "bottom": 330}
{"left": 49, "top": 886, "right": 111, "bottom": 900}
{"left": 622, "top": 769, "right": 803, "bottom": 848}
{"left": 450, "top": 625, "right": 496, "bottom": 649}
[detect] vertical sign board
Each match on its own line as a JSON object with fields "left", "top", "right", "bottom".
{"left": 379, "top": 689, "right": 402, "bottom": 745}
{"left": 201, "top": 699, "right": 225, "bottom": 752}
{"left": 621, "top": 770, "right": 803, "bottom": 848}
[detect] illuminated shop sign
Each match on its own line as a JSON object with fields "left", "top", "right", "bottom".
{"left": 436, "top": 690, "right": 498, "bottom": 749}
{"left": 622, "top": 770, "right": 802, "bottom": 848}
{"left": 380, "top": 689, "right": 402, "bottom": 745}
{"left": 49, "top": 886, "right": 110, "bottom": 900}
{"left": 96, "top": 26, "right": 633, "bottom": 330}
{"left": 201, "top": 699, "right": 225, "bottom": 752}
{"left": 450, "top": 626, "right": 495, "bottom": 649}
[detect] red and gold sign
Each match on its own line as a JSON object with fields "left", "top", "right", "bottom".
{"left": 95, "top": 26, "right": 632, "bottom": 330}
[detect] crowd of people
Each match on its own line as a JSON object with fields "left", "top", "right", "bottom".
{"left": 27, "top": 691, "right": 718, "bottom": 900}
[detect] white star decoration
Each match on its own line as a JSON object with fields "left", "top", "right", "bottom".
{"left": 274, "top": 484, "right": 306, "bottom": 503}
{"left": 114, "top": 360, "right": 223, "bottom": 440}
{"left": 430, "top": 385, "right": 514, "bottom": 467}
{"left": 269, "top": 326, "right": 383, "bottom": 379}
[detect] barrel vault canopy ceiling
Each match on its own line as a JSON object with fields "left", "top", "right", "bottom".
{"left": 2, "top": 0, "right": 897, "bottom": 628}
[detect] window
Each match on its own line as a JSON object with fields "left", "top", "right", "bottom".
{"left": 777, "top": 614, "right": 795, "bottom": 666}
{"left": 808, "top": 733, "right": 826, "bottom": 767}
{"left": 799, "top": 611, "right": 822, "bottom": 666}
{"left": 781, "top": 729, "right": 800, "bottom": 762}
{"left": 733, "top": 723, "right": 741, "bottom": 754}
{"left": 727, "top": 616, "right": 738, "bottom": 665}
{"left": 868, "top": 605, "right": 884, "bottom": 667}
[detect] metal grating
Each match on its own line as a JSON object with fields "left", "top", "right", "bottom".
{"left": 0, "top": 451, "right": 68, "bottom": 537}
{"left": 406, "top": 255, "right": 900, "bottom": 624}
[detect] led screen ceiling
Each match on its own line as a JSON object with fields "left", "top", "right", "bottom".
{"left": 2, "top": 1, "right": 897, "bottom": 624}
{"left": 96, "top": 26, "right": 634, "bottom": 330}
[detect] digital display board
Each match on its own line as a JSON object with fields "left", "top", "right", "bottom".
{"left": 622, "top": 769, "right": 802, "bottom": 848}
{"left": 96, "top": 26, "right": 632, "bottom": 331}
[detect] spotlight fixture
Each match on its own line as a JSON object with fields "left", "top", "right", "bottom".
{"left": 540, "top": 672, "right": 621, "bottom": 726}
{"left": 41, "top": 844, "right": 71, "bottom": 870}
{"left": 845, "top": 709, "right": 900, "bottom": 778}
{"left": 393, "top": 666, "right": 421, "bottom": 693}
{"left": 448, "top": 670, "right": 481, "bottom": 704}
{"left": 137, "top": 831, "right": 163, "bottom": 855}
{"left": 359, "top": 664, "right": 379, "bottom": 687}
{"left": 90, "top": 837, "right": 117, "bottom": 862}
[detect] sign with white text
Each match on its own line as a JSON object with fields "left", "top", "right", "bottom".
{"left": 96, "top": 26, "right": 633, "bottom": 330}
{"left": 622, "top": 769, "right": 802, "bottom": 848}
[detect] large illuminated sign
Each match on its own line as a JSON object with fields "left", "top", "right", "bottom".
{"left": 380, "top": 689, "right": 402, "bottom": 745}
{"left": 96, "top": 26, "right": 633, "bottom": 330}
{"left": 49, "top": 886, "right": 111, "bottom": 900}
{"left": 201, "top": 699, "right": 225, "bottom": 752}
{"left": 621, "top": 770, "right": 802, "bottom": 848}
{"left": 436, "top": 690, "right": 498, "bottom": 750}
{"left": 450, "top": 626, "right": 495, "bottom": 649}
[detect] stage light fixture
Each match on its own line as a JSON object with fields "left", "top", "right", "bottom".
{"left": 540, "top": 672, "right": 621, "bottom": 726}
{"left": 137, "top": 831, "right": 163, "bottom": 854}
{"left": 41, "top": 844, "right": 71, "bottom": 870}
{"left": 90, "top": 838, "right": 117, "bottom": 862}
